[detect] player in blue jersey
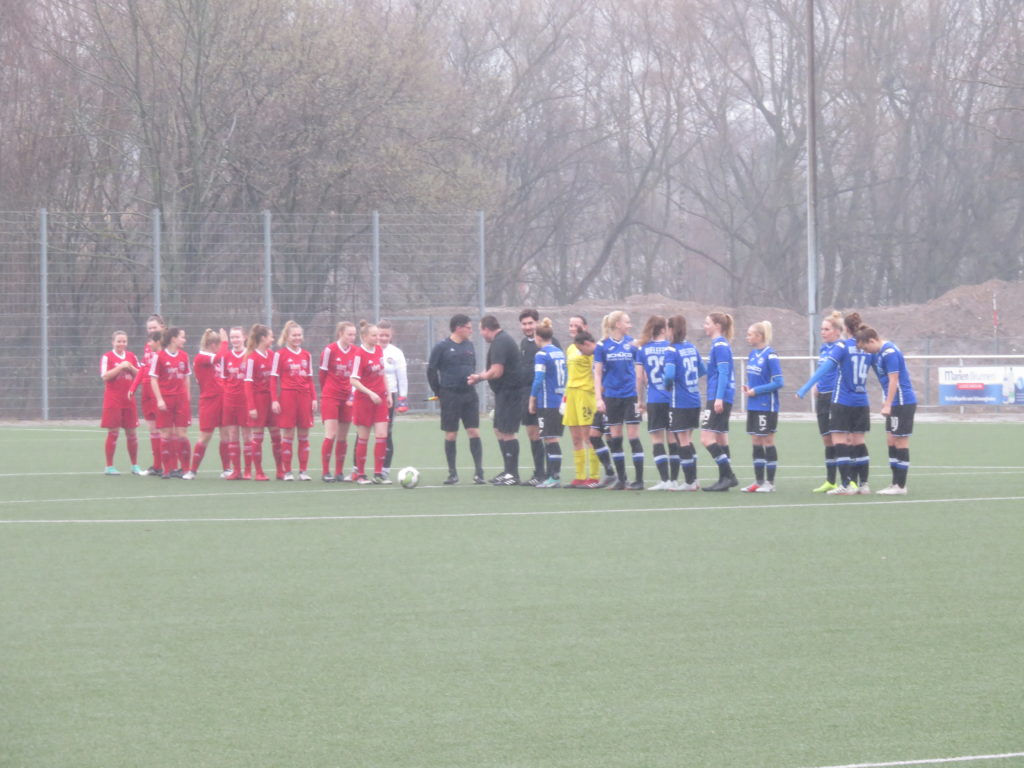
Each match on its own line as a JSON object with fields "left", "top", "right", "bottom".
{"left": 594, "top": 311, "right": 644, "bottom": 490}
{"left": 700, "top": 312, "right": 739, "bottom": 491}
{"left": 810, "top": 311, "right": 845, "bottom": 492}
{"left": 796, "top": 312, "right": 873, "bottom": 495}
{"left": 635, "top": 316, "right": 673, "bottom": 490}
{"left": 855, "top": 326, "right": 917, "bottom": 495}
{"left": 741, "top": 321, "right": 784, "bottom": 493}
{"left": 528, "top": 318, "right": 567, "bottom": 488}
{"left": 665, "top": 314, "right": 705, "bottom": 490}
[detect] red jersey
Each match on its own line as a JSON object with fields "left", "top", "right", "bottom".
{"left": 101, "top": 350, "right": 140, "bottom": 408}
{"left": 149, "top": 348, "right": 191, "bottom": 398}
{"left": 193, "top": 351, "right": 222, "bottom": 400}
{"left": 130, "top": 344, "right": 157, "bottom": 398}
{"left": 319, "top": 342, "right": 357, "bottom": 400}
{"left": 271, "top": 346, "right": 315, "bottom": 397}
{"left": 244, "top": 349, "right": 274, "bottom": 411}
{"left": 218, "top": 347, "right": 249, "bottom": 401}
{"left": 351, "top": 344, "right": 387, "bottom": 397}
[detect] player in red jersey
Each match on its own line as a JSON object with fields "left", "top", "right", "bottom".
{"left": 350, "top": 321, "right": 392, "bottom": 484}
{"left": 130, "top": 313, "right": 166, "bottom": 475}
{"left": 271, "top": 320, "right": 318, "bottom": 480}
{"left": 150, "top": 327, "right": 192, "bottom": 478}
{"left": 100, "top": 330, "right": 141, "bottom": 475}
{"left": 185, "top": 328, "right": 227, "bottom": 479}
{"left": 244, "top": 324, "right": 277, "bottom": 481}
{"left": 218, "top": 325, "right": 252, "bottom": 479}
{"left": 318, "top": 321, "right": 358, "bottom": 482}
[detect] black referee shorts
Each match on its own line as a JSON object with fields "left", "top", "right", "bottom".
{"left": 439, "top": 388, "right": 480, "bottom": 432}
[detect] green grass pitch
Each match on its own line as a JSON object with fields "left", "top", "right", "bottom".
{"left": 1, "top": 418, "right": 1023, "bottom": 768}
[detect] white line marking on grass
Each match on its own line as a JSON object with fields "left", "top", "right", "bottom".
{"left": 802, "top": 750, "right": 1024, "bottom": 768}
{"left": 2, "top": 495, "right": 1024, "bottom": 525}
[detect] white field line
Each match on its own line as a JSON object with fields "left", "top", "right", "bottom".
{"left": 2, "top": 495, "right": 1023, "bottom": 525}
{"left": 802, "top": 750, "right": 1024, "bottom": 768}
{"left": 0, "top": 466, "right": 1020, "bottom": 480}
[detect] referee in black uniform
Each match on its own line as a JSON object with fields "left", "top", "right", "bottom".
{"left": 469, "top": 315, "right": 523, "bottom": 485}
{"left": 427, "top": 314, "right": 484, "bottom": 484}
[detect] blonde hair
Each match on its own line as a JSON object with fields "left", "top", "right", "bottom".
{"left": 535, "top": 317, "right": 555, "bottom": 342}
{"left": 246, "top": 324, "right": 271, "bottom": 354}
{"left": 707, "top": 311, "right": 734, "bottom": 341}
{"left": 277, "top": 320, "right": 301, "bottom": 348}
{"left": 200, "top": 328, "right": 221, "bottom": 350}
{"left": 358, "top": 320, "right": 377, "bottom": 344}
{"left": 600, "top": 314, "right": 613, "bottom": 340}
{"left": 335, "top": 321, "right": 356, "bottom": 342}
{"left": 749, "top": 321, "right": 772, "bottom": 345}
{"left": 823, "top": 310, "right": 844, "bottom": 334}
{"left": 607, "top": 310, "right": 629, "bottom": 338}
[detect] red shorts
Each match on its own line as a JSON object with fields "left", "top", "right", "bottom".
{"left": 198, "top": 396, "right": 223, "bottom": 432}
{"left": 353, "top": 391, "right": 390, "bottom": 427}
{"left": 222, "top": 395, "right": 249, "bottom": 427}
{"left": 156, "top": 394, "right": 192, "bottom": 429}
{"left": 246, "top": 391, "right": 275, "bottom": 428}
{"left": 321, "top": 395, "right": 353, "bottom": 424}
{"left": 141, "top": 391, "right": 158, "bottom": 422}
{"left": 276, "top": 389, "right": 314, "bottom": 430}
{"left": 101, "top": 404, "right": 139, "bottom": 430}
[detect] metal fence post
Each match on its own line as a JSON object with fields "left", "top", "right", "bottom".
{"left": 263, "top": 210, "right": 273, "bottom": 328}
{"left": 152, "top": 208, "right": 161, "bottom": 315}
{"left": 478, "top": 211, "right": 485, "bottom": 317}
{"left": 372, "top": 210, "right": 380, "bottom": 321}
{"left": 40, "top": 208, "right": 49, "bottom": 421}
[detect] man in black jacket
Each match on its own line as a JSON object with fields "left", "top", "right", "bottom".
{"left": 469, "top": 315, "right": 522, "bottom": 485}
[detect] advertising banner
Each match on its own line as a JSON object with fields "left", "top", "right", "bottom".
{"left": 937, "top": 366, "right": 1024, "bottom": 405}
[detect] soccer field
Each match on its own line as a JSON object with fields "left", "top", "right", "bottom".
{"left": 1, "top": 420, "right": 1023, "bottom": 768}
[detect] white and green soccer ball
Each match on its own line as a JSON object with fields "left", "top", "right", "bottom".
{"left": 396, "top": 466, "right": 420, "bottom": 489}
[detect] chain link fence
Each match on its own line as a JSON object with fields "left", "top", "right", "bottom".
{"left": 1, "top": 210, "right": 484, "bottom": 419}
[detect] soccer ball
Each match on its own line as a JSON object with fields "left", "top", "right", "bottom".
{"left": 396, "top": 466, "right": 420, "bottom": 489}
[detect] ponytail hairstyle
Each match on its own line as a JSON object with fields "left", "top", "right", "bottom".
{"left": 823, "top": 310, "right": 844, "bottom": 335}
{"left": 600, "top": 314, "right": 613, "bottom": 340}
{"left": 200, "top": 328, "right": 221, "bottom": 351}
{"left": 606, "top": 310, "right": 629, "bottom": 339}
{"left": 638, "top": 315, "right": 667, "bottom": 347}
{"left": 708, "top": 311, "right": 734, "bottom": 341}
{"left": 854, "top": 326, "right": 880, "bottom": 345}
{"left": 277, "top": 320, "right": 301, "bottom": 348}
{"left": 161, "top": 327, "right": 184, "bottom": 348}
{"left": 844, "top": 312, "right": 865, "bottom": 336}
{"left": 246, "top": 324, "right": 271, "bottom": 354}
{"left": 667, "top": 314, "right": 687, "bottom": 344}
{"left": 535, "top": 317, "right": 555, "bottom": 342}
{"left": 750, "top": 320, "right": 773, "bottom": 345}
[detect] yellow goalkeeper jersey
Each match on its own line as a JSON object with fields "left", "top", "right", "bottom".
{"left": 566, "top": 343, "right": 594, "bottom": 392}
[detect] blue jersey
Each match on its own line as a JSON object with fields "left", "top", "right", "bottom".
{"left": 746, "top": 346, "right": 784, "bottom": 412}
{"left": 873, "top": 341, "right": 917, "bottom": 405}
{"left": 705, "top": 336, "right": 735, "bottom": 404}
{"left": 637, "top": 340, "right": 673, "bottom": 405}
{"left": 594, "top": 335, "right": 638, "bottom": 398}
{"left": 668, "top": 342, "right": 705, "bottom": 409}
{"left": 531, "top": 343, "right": 567, "bottom": 408}
{"left": 816, "top": 341, "right": 841, "bottom": 393}
{"left": 828, "top": 338, "right": 872, "bottom": 407}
